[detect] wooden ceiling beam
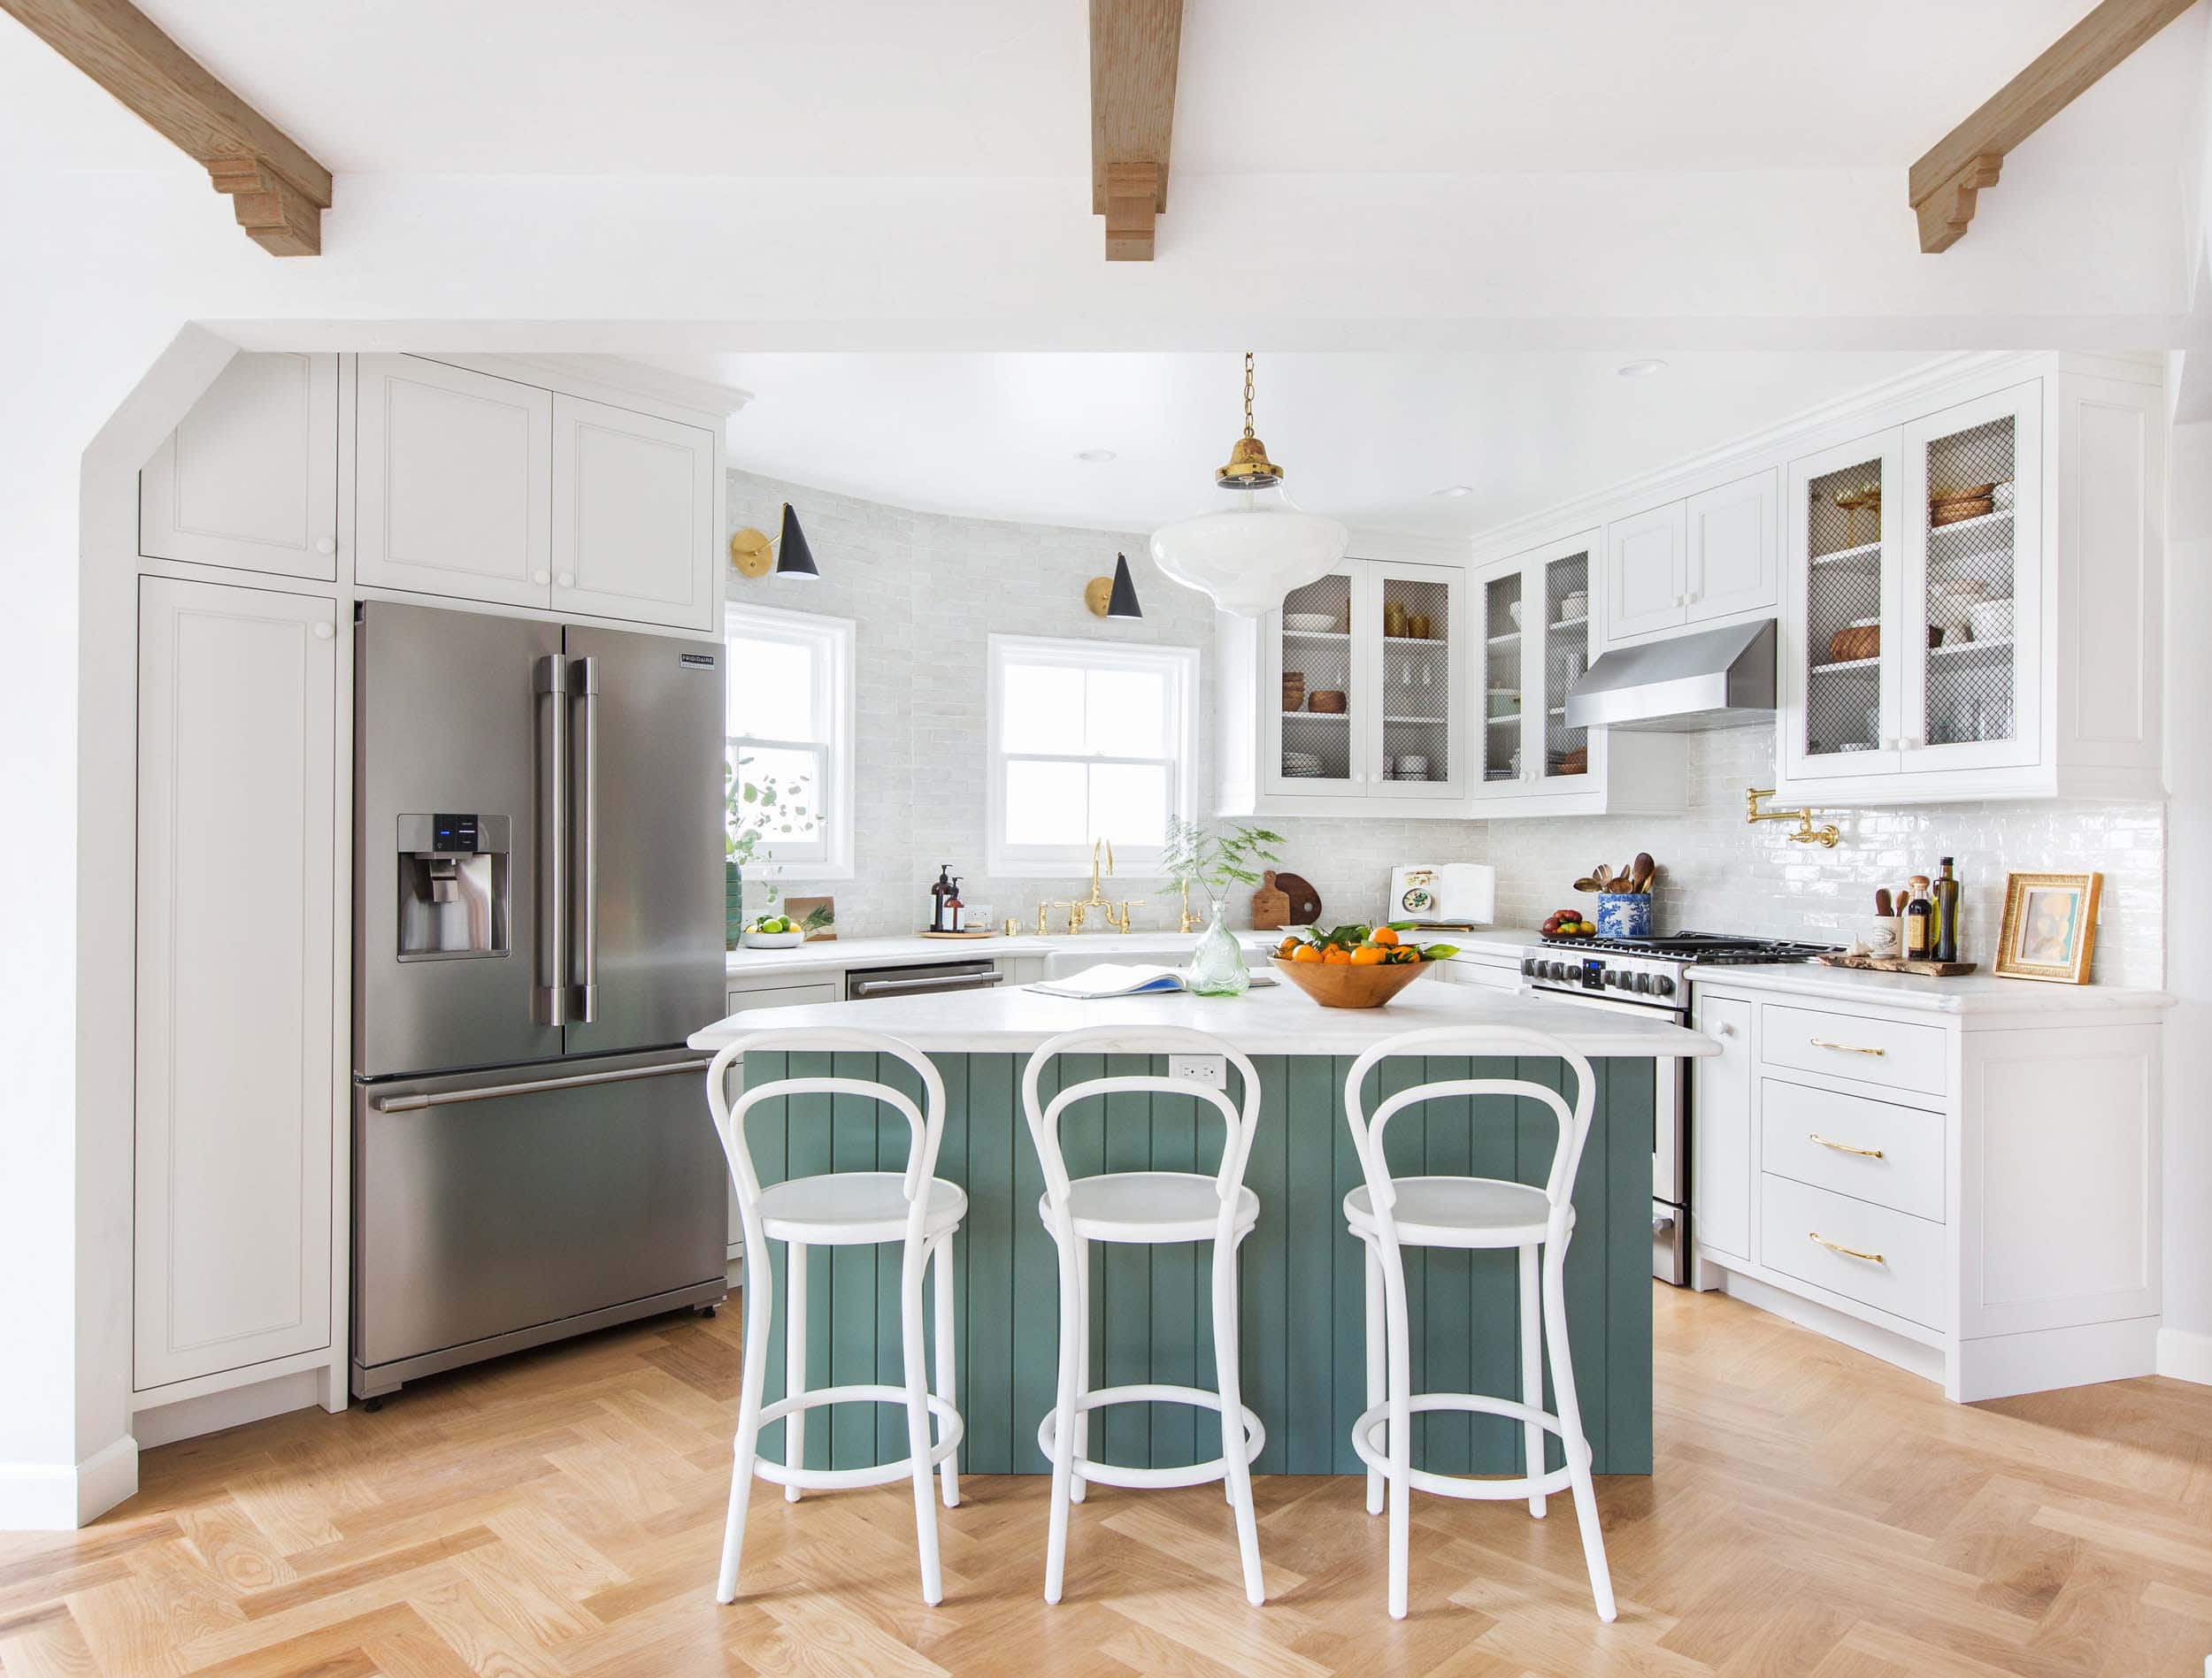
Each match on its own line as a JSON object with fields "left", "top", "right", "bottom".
{"left": 1, "top": 0, "right": 331, "bottom": 255}
{"left": 1909, "top": 0, "right": 2195, "bottom": 253}
{"left": 1090, "top": 0, "right": 1181, "bottom": 261}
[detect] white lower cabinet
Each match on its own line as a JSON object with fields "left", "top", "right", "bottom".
{"left": 134, "top": 578, "right": 337, "bottom": 1392}
{"left": 718, "top": 977, "right": 841, "bottom": 1259}
{"left": 1689, "top": 979, "right": 2165, "bottom": 1402}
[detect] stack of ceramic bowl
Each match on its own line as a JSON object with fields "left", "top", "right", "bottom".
{"left": 1282, "top": 750, "right": 1326, "bottom": 778}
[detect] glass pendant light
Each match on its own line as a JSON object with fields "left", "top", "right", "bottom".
{"left": 1148, "top": 352, "right": 1349, "bottom": 615}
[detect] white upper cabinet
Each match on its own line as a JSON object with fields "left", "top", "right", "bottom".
{"left": 1471, "top": 533, "right": 1685, "bottom": 816}
{"left": 1219, "top": 553, "right": 1468, "bottom": 817}
{"left": 135, "top": 578, "right": 335, "bottom": 1391}
{"left": 1685, "top": 469, "right": 1778, "bottom": 624}
{"left": 1601, "top": 501, "right": 1687, "bottom": 641}
{"left": 551, "top": 395, "right": 718, "bottom": 631}
{"left": 355, "top": 355, "right": 554, "bottom": 609}
{"left": 1778, "top": 369, "right": 2158, "bottom": 804}
{"left": 141, "top": 352, "right": 338, "bottom": 580}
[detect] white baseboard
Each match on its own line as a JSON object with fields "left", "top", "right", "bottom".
{"left": 134, "top": 1368, "right": 324, "bottom": 1449}
{"left": 1715, "top": 1268, "right": 1947, "bottom": 1385}
{"left": 2158, "top": 1325, "right": 2212, "bottom": 1387}
{"left": 1953, "top": 1317, "right": 2158, "bottom": 1403}
{"left": 0, "top": 1434, "right": 138, "bottom": 1531}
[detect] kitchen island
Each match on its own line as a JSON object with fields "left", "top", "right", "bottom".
{"left": 689, "top": 979, "right": 1712, "bottom": 1478}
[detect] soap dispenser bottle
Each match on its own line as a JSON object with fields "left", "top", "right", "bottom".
{"left": 929, "top": 864, "right": 954, "bottom": 932}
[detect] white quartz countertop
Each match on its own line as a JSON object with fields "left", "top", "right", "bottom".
{"left": 690, "top": 972, "right": 1717, "bottom": 1058}
{"left": 726, "top": 926, "right": 1540, "bottom": 980}
{"left": 1686, "top": 962, "right": 2174, "bottom": 1015}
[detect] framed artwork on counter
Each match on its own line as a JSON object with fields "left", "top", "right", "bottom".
{"left": 1993, "top": 870, "right": 2101, "bottom": 985}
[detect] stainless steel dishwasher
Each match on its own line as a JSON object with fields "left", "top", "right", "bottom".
{"left": 844, "top": 959, "right": 1004, "bottom": 1000}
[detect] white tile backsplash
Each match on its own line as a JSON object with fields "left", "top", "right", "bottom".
{"left": 732, "top": 470, "right": 2161, "bottom": 984}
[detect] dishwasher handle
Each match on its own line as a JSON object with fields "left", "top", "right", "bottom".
{"left": 848, "top": 970, "right": 1006, "bottom": 999}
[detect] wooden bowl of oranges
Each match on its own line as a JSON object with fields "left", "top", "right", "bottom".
{"left": 1271, "top": 923, "right": 1459, "bottom": 1009}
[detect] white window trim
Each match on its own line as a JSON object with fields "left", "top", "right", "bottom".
{"left": 986, "top": 632, "right": 1200, "bottom": 879}
{"left": 726, "top": 600, "right": 856, "bottom": 881}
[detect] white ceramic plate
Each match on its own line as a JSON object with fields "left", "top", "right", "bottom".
{"left": 1284, "top": 613, "right": 1337, "bottom": 632}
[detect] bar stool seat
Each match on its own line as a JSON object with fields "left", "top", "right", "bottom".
{"left": 1041, "top": 1171, "right": 1259, "bottom": 1244}
{"left": 763, "top": 1173, "right": 967, "bottom": 1245}
{"left": 1344, "top": 1176, "right": 1570, "bottom": 1249}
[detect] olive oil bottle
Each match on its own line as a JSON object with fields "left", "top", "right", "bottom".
{"left": 1932, "top": 857, "right": 1961, "bottom": 964}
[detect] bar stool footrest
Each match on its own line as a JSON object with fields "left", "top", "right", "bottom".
{"left": 1037, "top": 1383, "right": 1264, "bottom": 1490}
{"left": 750, "top": 1384, "right": 964, "bottom": 1491}
{"left": 1351, "top": 1394, "right": 1578, "bottom": 1502}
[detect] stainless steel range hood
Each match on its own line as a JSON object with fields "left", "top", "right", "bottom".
{"left": 1563, "top": 617, "right": 1777, "bottom": 733}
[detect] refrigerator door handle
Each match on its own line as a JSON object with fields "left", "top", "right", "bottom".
{"left": 368, "top": 1055, "right": 710, "bottom": 1112}
{"left": 534, "top": 653, "right": 570, "bottom": 1025}
{"left": 570, "top": 655, "right": 600, "bottom": 1023}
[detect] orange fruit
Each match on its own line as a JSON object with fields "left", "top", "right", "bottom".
{"left": 1277, "top": 936, "right": 1300, "bottom": 957}
{"left": 1290, "top": 943, "right": 1323, "bottom": 964}
{"left": 1370, "top": 927, "right": 1399, "bottom": 946}
{"left": 1322, "top": 946, "right": 1354, "bottom": 965}
{"left": 1349, "top": 945, "right": 1386, "bottom": 966}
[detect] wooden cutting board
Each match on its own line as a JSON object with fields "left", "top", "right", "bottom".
{"left": 1272, "top": 871, "right": 1321, "bottom": 925}
{"left": 1816, "top": 954, "right": 1976, "bottom": 977}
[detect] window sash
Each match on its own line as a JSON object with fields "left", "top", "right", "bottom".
{"left": 727, "top": 735, "right": 829, "bottom": 866}
{"left": 725, "top": 601, "right": 854, "bottom": 877}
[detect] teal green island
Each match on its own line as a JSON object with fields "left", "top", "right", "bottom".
{"left": 689, "top": 978, "right": 1714, "bottom": 1479}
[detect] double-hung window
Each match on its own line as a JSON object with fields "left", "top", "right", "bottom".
{"left": 725, "top": 602, "right": 855, "bottom": 877}
{"left": 987, "top": 633, "right": 1197, "bottom": 876}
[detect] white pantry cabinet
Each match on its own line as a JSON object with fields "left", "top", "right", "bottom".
{"left": 355, "top": 355, "right": 553, "bottom": 609}
{"left": 140, "top": 351, "right": 339, "bottom": 580}
{"left": 134, "top": 578, "right": 336, "bottom": 1391}
{"left": 1218, "top": 554, "right": 1469, "bottom": 817}
{"left": 1470, "top": 532, "right": 1685, "bottom": 816}
{"left": 551, "top": 394, "right": 718, "bottom": 631}
{"left": 1597, "top": 471, "right": 1777, "bottom": 647}
{"left": 1687, "top": 974, "right": 2166, "bottom": 1402}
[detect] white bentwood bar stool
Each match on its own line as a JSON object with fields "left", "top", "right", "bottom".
{"left": 1342, "top": 1024, "right": 1617, "bottom": 1623}
{"left": 1022, "top": 1025, "right": 1268, "bottom": 1606}
{"left": 704, "top": 1029, "right": 965, "bottom": 1606}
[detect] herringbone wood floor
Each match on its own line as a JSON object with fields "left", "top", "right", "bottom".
{"left": 4, "top": 1286, "right": 2209, "bottom": 1677}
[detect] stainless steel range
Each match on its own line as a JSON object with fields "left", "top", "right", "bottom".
{"left": 1517, "top": 931, "right": 1837, "bottom": 1285}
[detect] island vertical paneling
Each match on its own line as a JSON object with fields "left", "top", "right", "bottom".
{"left": 739, "top": 1051, "right": 1654, "bottom": 1476}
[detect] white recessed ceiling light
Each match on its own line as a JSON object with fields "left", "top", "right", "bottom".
{"left": 1075, "top": 448, "right": 1118, "bottom": 463}
{"left": 1433, "top": 485, "right": 1475, "bottom": 498}
{"left": 1617, "top": 359, "right": 1668, "bottom": 379}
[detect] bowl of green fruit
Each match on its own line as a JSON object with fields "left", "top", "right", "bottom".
{"left": 740, "top": 915, "right": 804, "bottom": 949}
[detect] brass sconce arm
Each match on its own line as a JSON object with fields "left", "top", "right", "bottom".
{"left": 1746, "top": 787, "right": 1840, "bottom": 848}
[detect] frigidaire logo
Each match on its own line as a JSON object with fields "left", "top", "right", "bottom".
{"left": 679, "top": 653, "right": 717, "bottom": 669}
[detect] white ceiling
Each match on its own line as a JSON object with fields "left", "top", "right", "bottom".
{"left": 4, "top": 1, "right": 2200, "bottom": 180}
{"left": 655, "top": 349, "right": 1940, "bottom": 536}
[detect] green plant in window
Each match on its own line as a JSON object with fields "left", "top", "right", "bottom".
{"left": 726, "top": 755, "right": 815, "bottom": 909}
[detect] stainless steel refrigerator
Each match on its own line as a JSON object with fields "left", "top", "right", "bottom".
{"left": 351, "top": 600, "right": 728, "bottom": 1401}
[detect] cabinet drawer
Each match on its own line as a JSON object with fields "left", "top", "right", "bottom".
{"left": 1759, "top": 1079, "right": 1944, "bottom": 1222}
{"left": 1760, "top": 1174, "right": 1947, "bottom": 1330}
{"left": 725, "top": 980, "right": 839, "bottom": 1015}
{"left": 1760, "top": 1004, "right": 1946, "bottom": 1098}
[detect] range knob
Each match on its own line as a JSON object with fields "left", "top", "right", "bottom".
{"left": 1631, "top": 972, "right": 1653, "bottom": 994}
{"left": 1548, "top": 962, "right": 1569, "bottom": 981}
{"left": 1521, "top": 957, "right": 1538, "bottom": 977}
{"left": 1653, "top": 975, "right": 1677, "bottom": 997}
{"left": 1601, "top": 969, "right": 1620, "bottom": 988}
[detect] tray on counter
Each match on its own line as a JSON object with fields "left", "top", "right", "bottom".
{"left": 1815, "top": 953, "right": 1977, "bottom": 977}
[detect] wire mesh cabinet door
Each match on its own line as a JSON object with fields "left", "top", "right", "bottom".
{"left": 1266, "top": 567, "right": 1365, "bottom": 799}
{"left": 1363, "top": 558, "right": 1465, "bottom": 801}
{"left": 1896, "top": 382, "right": 2042, "bottom": 776}
{"left": 1783, "top": 428, "right": 1907, "bottom": 785}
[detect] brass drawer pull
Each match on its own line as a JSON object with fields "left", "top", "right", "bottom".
{"left": 1809, "top": 1231, "right": 1884, "bottom": 1264}
{"left": 1809, "top": 1132, "right": 1884, "bottom": 1159}
{"left": 1809, "top": 1037, "right": 1886, "bottom": 1057}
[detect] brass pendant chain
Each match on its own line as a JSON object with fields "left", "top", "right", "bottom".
{"left": 1242, "top": 350, "right": 1256, "bottom": 440}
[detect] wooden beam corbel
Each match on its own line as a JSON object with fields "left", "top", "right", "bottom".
{"left": 1090, "top": 0, "right": 1181, "bottom": 261}
{"left": 1909, "top": 0, "right": 2194, "bottom": 254}
{"left": 0, "top": 0, "right": 332, "bottom": 256}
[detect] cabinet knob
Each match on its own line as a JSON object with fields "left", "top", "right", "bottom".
{"left": 1715, "top": 1021, "right": 1735, "bottom": 1038}
{"left": 312, "top": 621, "right": 334, "bottom": 641}
{"left": 533, "top": 570, "right": 551, "bottom": 586}
{"left": 557, "top": 571, "right": 575, "bottom": 589}
{"left": 315, "top": 536, "right": 335, "bottom": 556}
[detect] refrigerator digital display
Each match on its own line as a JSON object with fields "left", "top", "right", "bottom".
{"left": 432, "top": 813, "right": 480, "bottom": 852}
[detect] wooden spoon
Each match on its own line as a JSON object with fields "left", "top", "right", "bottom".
{"left": 1631, "top": 852, "right": 1655, "bottom": 893}
{"left": 1593, "top": 864, "right": 1613, "bottom": 892}
{"left": 1572, "top": 877, "right": 1602, "bottom": 893}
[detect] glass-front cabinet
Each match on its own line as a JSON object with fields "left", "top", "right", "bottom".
{"left": 1471, "top": 530, "right": 1643, "bottom": 808}
{"left": 1783, "top": 383, "right": 2040, "bottom": 788}
{"left": 1262, "top": 556, "right": 1465, "bottom": 804}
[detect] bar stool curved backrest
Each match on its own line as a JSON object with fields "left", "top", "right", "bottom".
{"left": 703, "top": 1027, "right": 961, "bottom": 1608}
{"left": 1343, "top": 1023, "right": 1596, "bottom": 1249}
{"left": 1341, "top": 1023, "right": 1615, "bottom": 1625}
{"left": 1022, "top": 1024, "right": 1263, "bottom": 1249}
